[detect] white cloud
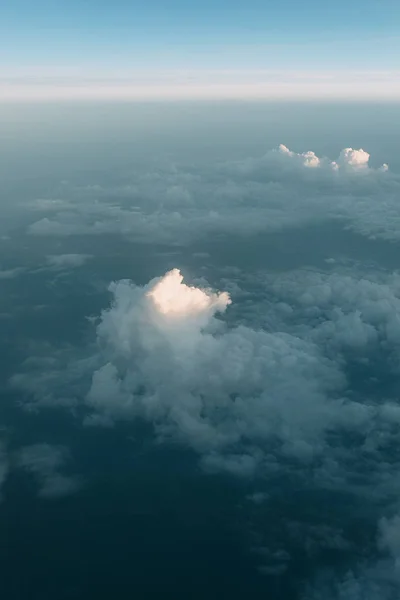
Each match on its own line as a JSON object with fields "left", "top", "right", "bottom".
{"left": 17, "top": 443, "right": 79, "bottom": 498}
{"left": 85, "top": 268, "right": 357, "bottom": 469}
{"left": 277, "top": 144, "right": 322, "bottom": 168}
{"left": 146, "top": 268, "right": 230, "bottom": 318}
{"left": 338, "top": 148, "right": 369, "bottom": 169}
{"left": 233, "top": 143, "right": 387, "bottom": 175}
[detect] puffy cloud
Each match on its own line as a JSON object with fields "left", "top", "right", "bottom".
{"left": 86, "top": 268, "right": 354, "bottom": 469}
{"left": 276, "top": 144, "right": 322, "bottom": 168}
{"left": 338, "top": 148, "right": 369, "bottom": 169}
{"left": 276, "top": 145, "right": 374, "bottom": 172}
{"left": 231, "top": 143, "right": 387, "bottom": 176}
{"left": 264, "top": 267, "right": 400, "bottom": 355}
{"left": 13, "top": 261, "right": 400, "bottom": 490}
{"left": 17, "top": 443, "right": 79, "bottom": 498}
{"left": 15, "top": 261, "right": 400, "bottom": 489}
{"left": 146, "top": 268, "right": 230, "bottom": 319}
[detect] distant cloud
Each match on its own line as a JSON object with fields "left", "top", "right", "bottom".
{"left": 25, "top": 144, "right": 398, "bottom": 246}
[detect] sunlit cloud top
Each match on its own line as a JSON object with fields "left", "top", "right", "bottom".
{"left": 146, "top": 269, "right": 231, "bottom": 319}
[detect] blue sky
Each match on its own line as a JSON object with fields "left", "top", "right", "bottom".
{"left": 2, "top": 0, "right": 400, "bottom": 100}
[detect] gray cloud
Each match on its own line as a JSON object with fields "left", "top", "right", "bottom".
{"left": 23, "top": 144, "right": 400, "bottom": 247}
{"left": 17, "top": 443, "right": 79, "bottom": 498}
{"left": 0, "top": 267, "right": 25, "bottom": 279}
{"left": 46, "top": 253, "right": 93, "bottom": 269}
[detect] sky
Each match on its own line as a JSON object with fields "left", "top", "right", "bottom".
{"left": 3, "top": 2, "right": 400, "bottom": 599}
{"left": 2, "top": 0, "right": 400, "bottom": 100}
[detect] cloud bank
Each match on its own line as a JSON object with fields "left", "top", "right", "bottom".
{"left": 25, "top": 143, "right": 399, "bottom": 246}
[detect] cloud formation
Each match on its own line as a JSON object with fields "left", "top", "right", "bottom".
{"left": 86, "top": 269, "right": 357, "bottom": 469}
{"left": 10, "top": 256, "right": 400, "bottom": 595}
{"left": 24, "top": 144, "right": 399, "bottom": 246}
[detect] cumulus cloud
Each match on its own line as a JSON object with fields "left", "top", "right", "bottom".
{"left": 75, "top": 261, "right": 400, "bottom": 513}
{"left": 85, "top": 268, "right": 360, "bottom": 471}
{"left": 263, "top": 267, "right": 400, "bottom": 357}
{"left": 17, "top": 443, "right": 79, "bottom": 498}
{"left": 146, "top": 268, "right": 230, "bottom": 319}
{"left": 277, "top": 144, "right": 376, "bottom": 172}
{"left": 231, "top": 143, "right": 391, "bottom": 180}
{"left": 13, "top": 262, "right": 400, "bottom": 491}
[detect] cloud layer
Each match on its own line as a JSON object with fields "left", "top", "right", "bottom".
{"left": 9, "top": 256, "right": 400, "bottom": 596}
{"left": 8, "top": 138, "right": 400, "bottom": 596}
{"left": 24, "top": 143, "right": 399, "bottom": 246}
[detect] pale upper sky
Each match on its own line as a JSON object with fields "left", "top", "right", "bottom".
{"left": 2, "top": 0, "right": 400, "bottom": 100}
